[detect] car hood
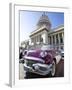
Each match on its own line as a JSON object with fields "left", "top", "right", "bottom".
{"left": 24, "top": 49, "right": 53, "bottom": 63}
{"left": 27, "top": 49, "right": 42, "bottom": 58}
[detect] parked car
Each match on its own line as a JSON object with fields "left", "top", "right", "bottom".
{"left": 24, "top": 45, "right": 61, "bottom": 76}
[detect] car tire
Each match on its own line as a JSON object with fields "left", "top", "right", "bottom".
{"left": 50, "top": 60, "right": 56, "bottom": 77}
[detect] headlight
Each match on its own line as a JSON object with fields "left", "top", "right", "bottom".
{"left": 40, "top": 51, "right": 47, "bottom": 57}
{"left": 32, "top": 64, "right": 39, "bottom": 70}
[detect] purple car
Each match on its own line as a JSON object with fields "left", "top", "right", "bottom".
{"left": 24, "top": 45, "right": 61, "bottom": 76}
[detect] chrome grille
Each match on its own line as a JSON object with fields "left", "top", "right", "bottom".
{"left": 26, "top": 60, "right": 38, "bottom": 67}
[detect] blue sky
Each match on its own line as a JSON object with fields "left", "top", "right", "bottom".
{"left": 20, "top": 11, "right": 64, "bottom": 43}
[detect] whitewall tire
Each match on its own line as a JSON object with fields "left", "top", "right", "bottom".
{"left": 51, "top": 60, "right": 56, "bottom": 76}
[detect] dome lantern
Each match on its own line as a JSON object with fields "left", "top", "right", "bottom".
{"left": 37, "top": 12, "right": 51, "bottom": 30}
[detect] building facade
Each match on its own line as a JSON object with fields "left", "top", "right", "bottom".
{"left": 29, "top": 13, "right": 64, "bottom": 50}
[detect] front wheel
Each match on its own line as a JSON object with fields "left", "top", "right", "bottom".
{"left": 51, "top": 60, "right": 56, "bottom": 76}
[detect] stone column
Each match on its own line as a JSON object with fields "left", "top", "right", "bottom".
{"left": 55, "top": 34, "right": 56, "bottom": 45}
{"left": 62, "top": 32, "right": 64, "bottom": 43}
{"left": 53, "top": 35, "right": 55, "bottom": 49}
{"left": 45, "top": 30, "right": 48, "bottom": 44}
{"left": 51, "top": 35, "right": 53, "bottom": 46}
{"left": 58, "top": 33, "right": 60, "bottom": 49}
{"left": 48, "top": 36, "right": 50, "bottom": 44}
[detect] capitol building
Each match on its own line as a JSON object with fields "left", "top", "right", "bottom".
{"left": 21, "top": 13, "right": 64, "bottom": 50}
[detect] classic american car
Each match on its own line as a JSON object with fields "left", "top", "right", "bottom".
{"left": 24, "top": 45, "right": 61, "bottom": 76}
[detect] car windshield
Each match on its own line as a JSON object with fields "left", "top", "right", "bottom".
{"left": 41, "top": 45, "right": 53, "bottom": 50}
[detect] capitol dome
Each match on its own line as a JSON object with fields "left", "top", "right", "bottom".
{"left": 37, "top": 12, "right": 51, "bottom": 30}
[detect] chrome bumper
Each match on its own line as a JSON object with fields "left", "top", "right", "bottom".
{"left": 24, "top": 63, "right": 52, "bottom": 75}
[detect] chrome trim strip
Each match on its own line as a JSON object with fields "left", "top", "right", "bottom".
{"left": 24, "top": 56, "right": 45, "bottom": 63}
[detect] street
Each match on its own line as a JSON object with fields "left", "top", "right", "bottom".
{"left": 19, "top": 60, "right": 64, "bottom": 79}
